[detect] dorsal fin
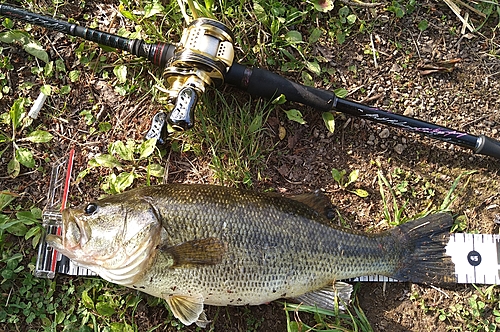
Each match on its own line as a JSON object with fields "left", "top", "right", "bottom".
{"left": 288, "top": 190, "right": 335, "bottom": 220}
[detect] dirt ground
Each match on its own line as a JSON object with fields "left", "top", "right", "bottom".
{"left": 1, "top": 0, "right": 499, "bottom": 331}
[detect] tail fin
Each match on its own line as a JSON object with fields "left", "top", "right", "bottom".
{"left": 389, "top": 213, "right": 457, "bottom": 284}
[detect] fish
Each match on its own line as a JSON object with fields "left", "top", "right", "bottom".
{"left": 46, "top": 184, "right": 456, "bottom": 327}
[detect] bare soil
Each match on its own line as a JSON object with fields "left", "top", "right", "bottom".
{"left": 1, "top": 0, "right": 499, "bottom": 331}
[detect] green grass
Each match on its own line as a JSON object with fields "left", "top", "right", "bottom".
{"left": 194, "top": 90, "right": 273, "bottom": 186}
{"left": 284, "top": 284, "right": 373, "bottom": 332}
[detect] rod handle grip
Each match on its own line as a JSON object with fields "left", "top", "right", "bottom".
{"left": 226, "top": 64, "right": 335, "bottom": 112}
{"left": 475, "top": 135, "right": 500, "bottom": 159}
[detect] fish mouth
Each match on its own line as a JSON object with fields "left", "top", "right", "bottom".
{"left": 46, "top": 209, "right": 88, "bottom": 252}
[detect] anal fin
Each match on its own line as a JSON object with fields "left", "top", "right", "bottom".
{"left": 294, "top": 281, "right": 353, "bottom": 311}
{"left": 166, "top": 294, "right": 206, "bottom": 326}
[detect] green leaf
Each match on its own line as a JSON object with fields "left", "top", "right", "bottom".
{"left": 111, "top": 172, "right": 136, "bottom": 193}
{"left": 7, "top": 156, "right": 20, "bottom": 178}
{"left": 69, "top": 70, "right": 80, "bottom": 82}
{"left": 79, "top": 109, "right": 95, "bottom": 125}
{"left": 301, "top": 71, "right": 314, "bottom": 87}
{"left": 350, "top": 188, "right": 369, "bottom": 198}
{"left": 3, "top": 18, "right": 13, "bottom": 29}
{"left": 76, "top": 168, "right": 91, "bottom": 182}
{"left": 31, "top": 207, "right": 42, "bottom": 219}
{"left": 31, "top": 230, "right": 42, "bottom": 248}
{"left": 347, "top": 169, "right": 359, "bottom": 185}
{"left": 16, "top": 147, "right": 35, "bottom": 168}
{"left": 0, "top": 30, "right": 29, "bottom": 44}
{"left": 92, "top": 154, "right": 123, "bottom": 169}
{"left": 418, "top": 19, "right": 428, "bottom": 31}
{"left": 253, "top": 3, "right": 267, "bottom": 23}
{"left": 16, "top": 211, "right": 39, "bottom": 225}
{"left": 334, "top": 88, "right": 348, "bottom": 98}
{"left": 271, "top": 94, "right": 287, "bottom": 105}
{"left": 0, "top": 132, "right": 8, "bottom": 143}
{"left": 347, "top": 14, "right": 357, "bottom": 25}
{"left": 60, "top": 85, "right": 71, "bottom": 95}
{"left": 6, "top": 221, "right": 27, "bottom": 236}
{"left": 24, "top": 225, "right": 41, "bottom": 240}
{"left": 110, "top": 140, "right": 134, "bottom": 161}
{"left": 322, "top": 112, "right": 335, "bottom": 133}
{"left": 10, "top": 97, "right": 26, "bottom": 130}
{"left": 98, "top": 122, "right": 112, "bottom": 132}
{"left": 285, "top": 31, "right": 302, "bottom": 44}
{"left": 312, "top": 0, "right": 334, "bottom": 12}
{"left": 44, "top": 61, "right": 54, "bottom": 77}
{"left": 25, "top": 130, "right": 53, "bottom": 143}
{"left": 336, "top": 31, "right": 346, "bottom": 44}
{"left": 147, "top": 163, "right": 165, "bottom": 178}
{"left": 0, "top": 218, "right": 19, "bottom": 230}
{"left": 81, "top": 290, "right": 94, "bottom": 310}
{"left": 24, "top": 41, "right": 49, "bottom": 63}
{"left": 249, "top": 114, "right": 262, "bottom": 134}
{"left": 144, "top": 2, "right": 164, "bottom": 18}
{"left": 119, "top": 4, "right": 137, "bottom": 21}
{"left": 96, "top": 301, "right": 115, "bottom": 317}
{"left": 113, "top": 65, "right": 127, "bottom": 84}
{"left": 138, "top": 138, "right": 157, "bottom": 160}
{"left": 110, "top": 322, "right": 134, "bottom": 332}
{"left": 55, "top": 311, "right": 65, "bottom": 325}
{"left": 306, "top": 61, "right": 321, "bottom": 75}
{"left": 40, "top": 85, "right": 52, "bottom": 96}
{"left": 270, "top": 19, "right": 280, "bottom": 36}
{"left": 331, "top": 168, "right": 345, "bottom": 184}
{"left": 0, "top": 193, "right": 16, "bottom": 211}
{"left": 309, "top": 28, "right": 322, "bottom": 43}
{"left": 283, "top": 109, "right": 306, "bottom": 124}
{"left": 287, "top": 320, "right": 300, "bottom": 332}
{"left": 55, "top": 58, "right": 66, "bottom": 72}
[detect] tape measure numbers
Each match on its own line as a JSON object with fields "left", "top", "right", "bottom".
{"left": 446, "top": 233, "right": 500, "bottom": 284}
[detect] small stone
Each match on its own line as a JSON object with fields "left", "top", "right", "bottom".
{"left": 394, "top": 144, "right": 405, "bottom": 154}
{"left": 404, "top": 106, "right": 414, "bottom": 117}
{"left": 379, "top": 128, "right": 390, "bottom": 139}
{"left": 390, "top": 62, "right": 401, "bottom": 73}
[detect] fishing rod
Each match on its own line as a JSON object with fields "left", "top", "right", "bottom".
{"left": 1, "top": 4, "right": 499, "bottom": 159}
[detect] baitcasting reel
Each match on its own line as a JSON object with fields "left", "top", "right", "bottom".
{"left": 145, "top": 18, "right": 234, "bottom": 143}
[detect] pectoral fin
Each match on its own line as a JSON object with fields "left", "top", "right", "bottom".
{"left": 294, "top": 281, "right": 353, "bottom": 311}
{"left": 166, "top": 294, "right": 207, "bottom": 327}
{"left": 162, "top": 237, "right": 225, "bottom": 267}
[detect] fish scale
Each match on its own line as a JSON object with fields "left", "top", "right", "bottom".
{"left": 46, "top": 184, "right": 455, "bottom": 326}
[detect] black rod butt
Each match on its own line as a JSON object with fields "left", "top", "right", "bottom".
{"left": 475, "top": 135, "right": 500, "bottom": 160}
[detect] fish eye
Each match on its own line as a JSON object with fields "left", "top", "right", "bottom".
{"left": 84, "top": 203, "right": 98, "bottom": 215}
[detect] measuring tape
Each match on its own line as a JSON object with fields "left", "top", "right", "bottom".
{"left": 349, "top": 234, "right": 500, "bottom": 284}
{"left": 44, "top": 232, "right": 500, "bottom": 283}
{"left": 446, "top": 233, "right": 500, "bottom": 284}
{"left": 35, "top": 153, "right": 500, "bottom": 284}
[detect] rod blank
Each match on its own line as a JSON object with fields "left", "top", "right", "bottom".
{"left": 0, "top": 4, "right": 176, "bottom": 66}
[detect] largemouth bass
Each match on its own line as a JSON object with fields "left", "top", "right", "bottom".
{"left": 46, "top": 184, "right": 456, "bottom": 327}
